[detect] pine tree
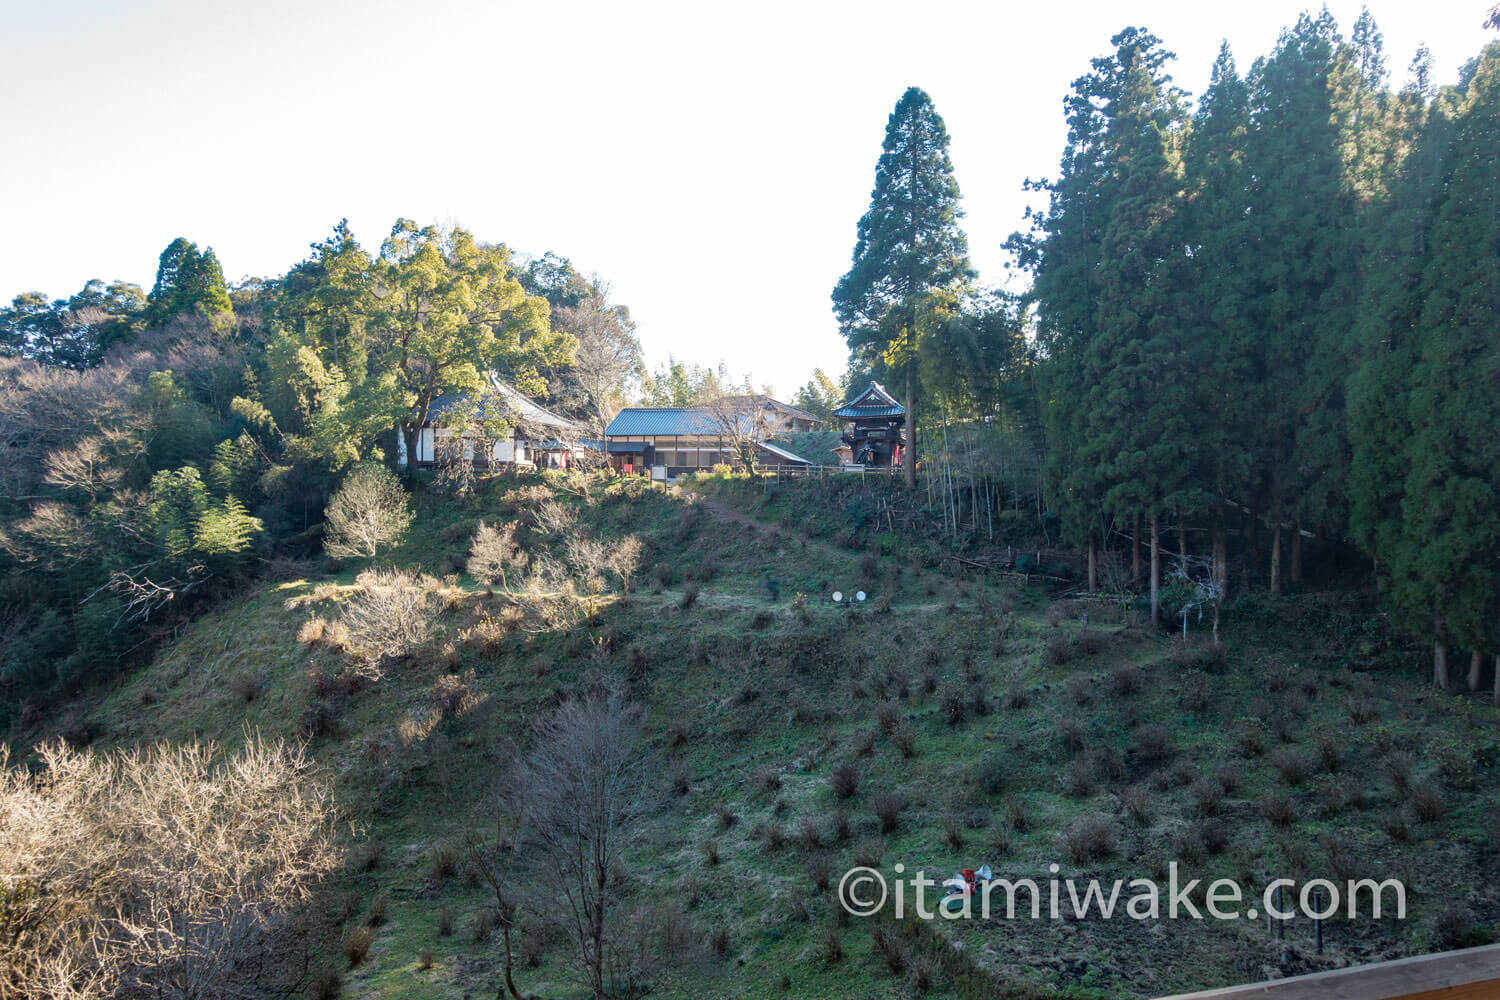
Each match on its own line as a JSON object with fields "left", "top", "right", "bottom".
{"left": 276, "top": 220, "right": 375, "bottom": 378}
{"left": 833, "top": 87, "right": 974, "bottom": 488}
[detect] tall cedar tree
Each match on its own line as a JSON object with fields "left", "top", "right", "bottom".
{"left": 1398, "top": 44, "right": 1500, "bottom": 690}
{"left": 1010, "top": 36, "right": 1123, "bottom": 578}
{"left": 1181, "top": 43, "right": 1256, "bottom": 597}
{"left": 1077, "top": 28, "right": 1192, "bottom": 628}
{"left": 833, "top": 87, "right": 974, "bottom": 488}
{"left": 1016, "top": 28, "right": 1188, "bottom": 621}
{"left": 1244, "top": 12, "right": 1359, "bottom": 591}
{"left": 1347, "top": 52, "right": 1460, "bottom": 667}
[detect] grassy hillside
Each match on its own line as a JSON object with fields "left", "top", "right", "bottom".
{"left": 19, "top": 470, "right": 1500, "bottom": 1000}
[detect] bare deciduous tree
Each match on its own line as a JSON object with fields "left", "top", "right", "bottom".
{"left": 517, "top": 678, "right": 649, "bottom": 1000}
{"left": 468, "top": 521, "right": 527, "bottom": 589}
{"left": 0, "top": 501, "right": 97, "bottom": 568}
{"left": 530, "top": 499, "right": 577, "bottom": 538}
{"left": 42, "top": 431, "right": 135, "bottom": 502}
{"left": 0, "top": 734, "right": 338, "bottom": 1000}
{"left": 700, "top": 391, "right": 773, "bottom": 472}
{"left": 433, "top": 427, "right": 480, "bottom": 497}
{"left": 0, "top": 357, "right": 141, "bottom": 499}
{"left": 461, "top": 746, "right": 527, "bottom": 1000}
{"left": 323, "top": 462, "right": 413, "bottom": 559}
{"left": 552, "top": 282, "right": 642, "bottom": 437}
{"left": 604, "top": 536, "right": 643, "bottom": 592}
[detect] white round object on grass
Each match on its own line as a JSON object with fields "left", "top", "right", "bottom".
{"left": 832, "top": 591, "right": 843, "bottom": 603}
{"left": 856, "top": 591, "right": 867, "bottom": 602}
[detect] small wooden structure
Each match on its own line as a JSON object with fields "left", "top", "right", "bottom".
{"left": 833, "top": 382, "right": 905, "bottom": 468}
{"left": 1155, "top": 944, "right": 1500, "bottom": 1000}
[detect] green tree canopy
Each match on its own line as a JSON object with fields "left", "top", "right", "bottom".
{"left": 369, "top": 220, "right": 575, "bottom": 468}
{"left": 145, "top": 238, "right": 233, "bottom": 327}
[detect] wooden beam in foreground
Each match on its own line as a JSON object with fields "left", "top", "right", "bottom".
{"left": 1155, "top": 944, "right": 1500, "bottom": 1000}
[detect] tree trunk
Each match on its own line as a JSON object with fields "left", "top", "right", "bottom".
{"left": 402, "top": 424, "right": 420, "bottom": 477}
{"left": 1468, "top": 650, "right": 1483, "bottom": 692}
{"left": 500, "top": 922, "right": 524, "bottom": 1000}
{"left": 1269, "top": 522, "right": 1282, "bottom": 596}
{"left": 1290, "top": 519, "right": 1303, "bottom": 585}
{"left": 1132, "top": 514, "right": 1142, "bottom": 588}
{"left": 903, "top": 368, "right": 917, "bottom": 490}
{"left": 1149, "top": 517, "right": 1160, "bottom": 630}
{"left": 1212, "top": 506, "right": 1228, "bottom": 601}
{"left": 1493, "top": 654, "right": 1499, "bottom": 707}
{"left": 1246, "top": 505, "right": 1260, "bottom": 591}
{"left": 1087, "top": 531, "right": 1097, "bottom": 594}
{"left": 1177, "top": 507, "right": 1188, "bottom": 565}
{"left": 1433, "top": 616, "right": 1450, "bottom": 690}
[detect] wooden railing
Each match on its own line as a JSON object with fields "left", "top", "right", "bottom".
{"left": 1155, "top": 943, "right": 1500, "bottom": 1000}
{"left": 759, "top": 464, "right": 901, "bottom": 477}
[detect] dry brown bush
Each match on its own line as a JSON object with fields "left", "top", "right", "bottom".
{"left": 871, "top": 791, "right": 907, "bottom": 833}
{"left": 1270, "top": 747, "right": 1312, "bottom": 786}
{"left": 1410, "top": 782, "right": 1445, "bottom": 822}
{"left": 1261, "top": 793, "right": 1297, "bottom": 828}
{"left": 1046, "top": 633, "right": 1073, "bottom": 665}
{"left": 1109, "top": 665, "right": 1144, "bottom": 696}
{"left": 343, "top": 926, "right": 374, "bottom": 967}
{"left": 1061, "top": 814, "right": 1115, "bottom": 864}
{"left": 1121, "top": 786, "right": 1152, "bottom": 825}
{"left": 468, "top": 520, "right": 527, "bottom": 588}
{"left": 339, "top": 568, "right": 436, "bottom": 671}
{"left": 830, "top": 763, "right": 861, "bottom": 800}
{"left": 431, "top": 670, "right": 482, "bottom": 718}
{"left": 0, "top": 735, "right": 338, "bottom": 1000}
{"left": 1064, "top": 759, "right": 1094, "bottom": 797}
{"left": 297, "top": 617, "right": 327, "bottom": 646}
{"left": 1056, "top": 715, "right": 1085, "bottom": 755}
{"left": 1130, "top": 722, "right": 1171, "bottom": 763}
{"left": 1064, "top": 671, "right": 1091, "bottom": 703}
{"left": 888, "top": 723, "right": 916, "bottom": 758}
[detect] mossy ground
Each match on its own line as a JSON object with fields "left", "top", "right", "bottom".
{"left": 23, "top": 470, "right": 1500, "bottom": 999}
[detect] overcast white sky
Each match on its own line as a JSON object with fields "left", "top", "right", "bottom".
{"left": 1, "top": 0, "right": 1492, "bottom": 397}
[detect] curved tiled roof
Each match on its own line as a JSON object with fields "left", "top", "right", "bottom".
{"left": 425, "top": 374, "right": 583, "bottom": 435}
{"left": 832, "top": 381, "right": 904, "bottom": 419}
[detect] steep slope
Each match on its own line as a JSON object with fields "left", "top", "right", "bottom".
{"left": 23, "top": 471, "right": 1500, "bottom": 1000}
